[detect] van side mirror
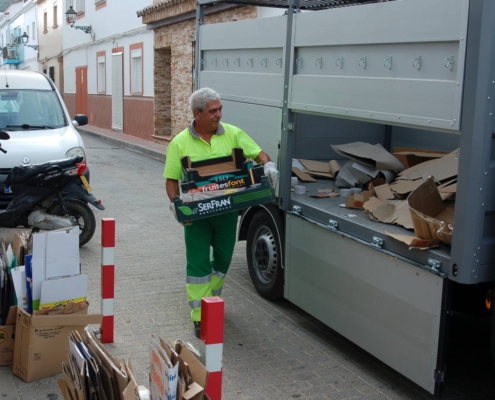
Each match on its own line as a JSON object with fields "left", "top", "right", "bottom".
{"left": 73, "top": 114, "right": 88, "bottom": 127}
{"left": 0, "top": 130, "right": 10, "bottom": 140}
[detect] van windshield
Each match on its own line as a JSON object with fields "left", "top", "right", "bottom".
{"left": 0, "top": 89, "right": 66, "bottom": 129}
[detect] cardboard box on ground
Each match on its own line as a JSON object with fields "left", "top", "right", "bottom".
{"left": 58, "top": 326, "right": 150, "bottom": 400}
{"left": 59, "top": 329, "right": 212, "bottom": 400}
{"left": 0, "top": 227, "right": 104, "bottom": 382}
{"left": 0, "top": 306, "right": 16, "bottom": 366}
{"left": 291, "top": 143, "right": 458, "bottom": 249}
{"left": 149, "top": 335, "right": 210, "bottom": 400}
{"left": 13, "top": 304, "right": 101, "bottom": 383}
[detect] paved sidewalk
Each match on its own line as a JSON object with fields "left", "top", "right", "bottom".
{"left": 77, "top": 124, "right": 168, "bottom": 163}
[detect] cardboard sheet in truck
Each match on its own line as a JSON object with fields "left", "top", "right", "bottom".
{"left": 407, "top": 178, "right": 454, "bottom": 245}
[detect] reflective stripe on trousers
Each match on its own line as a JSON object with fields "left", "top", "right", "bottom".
{"left": 184, "top": 212, "right": 238, "bottom": 322}
{"left": 187, "top": 270, "right": 227, "bottom": 321}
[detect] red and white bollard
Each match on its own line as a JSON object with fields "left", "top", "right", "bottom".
{"left": 101, "top": 218, "right": 115, "bottom": 343}
{"left": 200, "top": 297, "right": 224, "bottom": 400}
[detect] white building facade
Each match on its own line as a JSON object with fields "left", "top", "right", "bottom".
{"left": 37, "top": 0, "right": 64, "bottom": 92}
{"left": 0, "top": 0, "right": 38, "bottom": 71}
{"left": 62, "top": 0, "right": 154, "bottom": 139}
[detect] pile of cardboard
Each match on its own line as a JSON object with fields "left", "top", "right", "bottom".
{"left": 0, "top": 228, "right": 103, "bottom": 383}
{"left": 350, "top": 148, "right": 458, "bottom": 249}
{"left": 149, "top": 335, "right": 210, "bottom": 400}
{"left": 295, "top": 142, "right": 458, "bottom": 249}
{"left": 332, "top": 142, "right": 406, "bottom": 187}
{"left": 59, "top": 326, "right": 146, "bottom": 400}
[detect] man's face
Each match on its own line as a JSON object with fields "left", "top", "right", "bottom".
{"left": 195, "top": 100, "right": 222, "bottom": 133}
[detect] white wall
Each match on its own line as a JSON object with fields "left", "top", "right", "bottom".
{"left": 19, "top": 0, "right": 38, "bottom": 71}
{"left": 38, "top": 0, "right": 63, "bottom": 66}
{"left": 63, "top": 0, "right": 154, "bottom": 96}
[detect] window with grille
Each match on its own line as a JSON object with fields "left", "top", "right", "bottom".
{"left": 49, "top": 67, "right": 55, "bottom": 82}
{"left": 32, "top": 22, "right": 35, "bottom": 40}
{"left": 97, "top": 56, "right": 105, "bottom": 93}
{"left": 130, "top": 49, "right": 143, "bottom": 95}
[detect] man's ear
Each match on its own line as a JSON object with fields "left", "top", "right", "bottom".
{"left": 193, "top": 109, "right": 200, "bottom": 120}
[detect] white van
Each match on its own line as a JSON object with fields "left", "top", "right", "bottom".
{"left": 0, "top": 70, "right": 88, "bottom": 207}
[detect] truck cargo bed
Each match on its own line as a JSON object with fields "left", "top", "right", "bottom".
{"left": 289, "top": 179, "right": 451, "bottom": 274}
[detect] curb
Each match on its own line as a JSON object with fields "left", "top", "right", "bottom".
{"left": 77, "top": 128, "right": 166, "bottom": 163}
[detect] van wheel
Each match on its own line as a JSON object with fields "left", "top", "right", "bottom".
{"left": 246, "top": 211, "right": 284, "bottom": 300}
{"left": 51, "top": 200, "right": 96, "bottom": 247}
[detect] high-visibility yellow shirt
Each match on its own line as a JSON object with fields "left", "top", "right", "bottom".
{"left": 163, "top": 121, "right": 262, "bottom": 180}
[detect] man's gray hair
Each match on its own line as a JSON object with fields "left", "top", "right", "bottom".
{"left": 190, "top": 87, "right": 221, "bottom": 113}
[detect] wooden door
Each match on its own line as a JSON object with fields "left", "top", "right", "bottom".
{"left": 75, "top": 66, "right": 88, "bottom": 115}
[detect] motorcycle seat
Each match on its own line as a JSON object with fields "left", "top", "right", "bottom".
{"left": 5, "top": 156, "right": 83, "bottom": 186}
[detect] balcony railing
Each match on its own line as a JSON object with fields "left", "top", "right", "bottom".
{"left": 2, "top": 46, "right": 20, "bottom": 64}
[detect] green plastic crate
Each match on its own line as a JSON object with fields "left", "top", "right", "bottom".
{"left": 173, "top": 176, "right": 274, "bottom": 223}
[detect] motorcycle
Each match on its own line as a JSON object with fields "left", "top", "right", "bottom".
{"left": 0, "top": 130, "right": 104, "bottom": 246}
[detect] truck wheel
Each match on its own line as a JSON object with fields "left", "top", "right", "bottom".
{"left": 246, "top": 211, "right": 284, "bottom": 300}
{"left": 51, "top": 200, "right": 96, "bottom": 247}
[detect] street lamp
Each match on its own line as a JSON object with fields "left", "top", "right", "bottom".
{"left": 21, "top": 32, "right": 39, "bottom": 50}
{"left": 65, "top": 6, "right": 94, "bottom": 38}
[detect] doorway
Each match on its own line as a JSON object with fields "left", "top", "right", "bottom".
{"left": 153, "top": 47, "right": 171, "bottom": 139}
{"left": 75, "top": 66, "right": 88, "bottom": 115}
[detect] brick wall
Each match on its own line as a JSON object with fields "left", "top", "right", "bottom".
{"left": 154, "top": 47, "right": 172, "bottom": 141}
{"left": 124, "top": 96, "right": 154, "bottom": 140}
{"left": 88, "top": 94, "right": 112, "bottom": 128}
{"left": 64, "top": 93, "right": 76, "bottom": 119}
{"left": 153, "top": 6, "right": 258, "bottom": 139}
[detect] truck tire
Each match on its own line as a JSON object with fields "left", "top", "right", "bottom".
{"left": 246, "top": 211, "right": 284, "bottom": 300}
{"left": 51, "top": 199, "right": 96, "bottom": 247}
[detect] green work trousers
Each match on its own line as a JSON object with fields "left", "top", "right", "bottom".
{"left": 184, "top": 211, "right": 238, "bottom": 322}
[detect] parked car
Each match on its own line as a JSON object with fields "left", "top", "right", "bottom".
{"left": 0, "top": 70, "right": 89, "bottom": 208}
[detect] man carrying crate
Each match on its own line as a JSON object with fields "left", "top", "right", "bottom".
{"left": 163, "top": 87, "right": 279, "bottom": 338}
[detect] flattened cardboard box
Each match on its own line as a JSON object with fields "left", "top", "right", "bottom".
{"left": 13, "top": 306, "right": 102, "bottom": 382}
{"left": 407, "top": 177, "right": 454, "bottom": 245}
{"left": 0, "top": 306, "right": 17, "bottom": 366}
{"left": 393, "top": 147, "right": 448, "bottom": 169}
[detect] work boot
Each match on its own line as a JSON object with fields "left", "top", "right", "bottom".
{"left": 194, "top": 322, "right": 201, "bottom": 338}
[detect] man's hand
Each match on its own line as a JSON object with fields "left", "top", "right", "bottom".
{"left": 169, "top": 202, "right": 192, "bottom": 226}
{"left": 263, "top": 161, "right": 280, "bottom": 190}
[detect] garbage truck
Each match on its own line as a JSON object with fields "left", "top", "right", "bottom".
{"left": 193, "top": 0, "right": 495, "bottom": 395}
